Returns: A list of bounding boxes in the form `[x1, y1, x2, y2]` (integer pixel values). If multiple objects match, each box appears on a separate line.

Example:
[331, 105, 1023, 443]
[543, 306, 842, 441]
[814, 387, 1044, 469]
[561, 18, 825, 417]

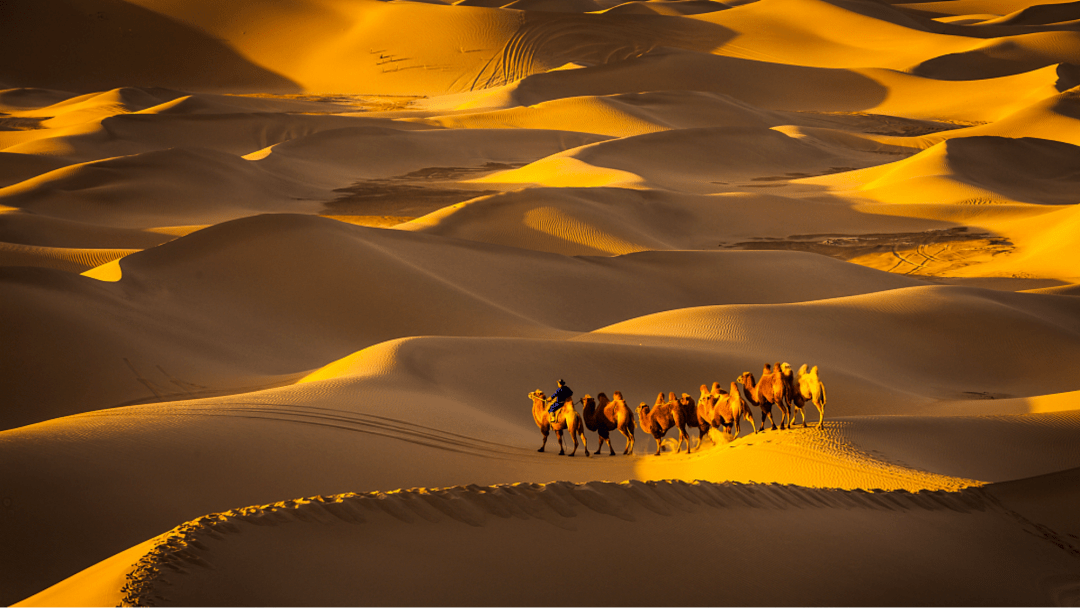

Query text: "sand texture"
[3, 0, 1080, 604]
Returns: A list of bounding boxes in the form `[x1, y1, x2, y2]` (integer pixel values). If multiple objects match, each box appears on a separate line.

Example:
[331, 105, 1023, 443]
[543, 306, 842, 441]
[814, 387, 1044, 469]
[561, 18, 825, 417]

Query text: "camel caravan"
[528, 363, 827, 457]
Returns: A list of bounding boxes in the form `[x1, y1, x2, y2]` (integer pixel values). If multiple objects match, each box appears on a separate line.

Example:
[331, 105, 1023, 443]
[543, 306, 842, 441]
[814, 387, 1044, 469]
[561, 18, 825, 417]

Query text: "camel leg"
[816, 402, 825, 429]
[654, 435, 662, 456]
[568, 426, 579, 457]
[620, 427, 634, 455]
[580, 425, 590, 457]
[556, 429, 566, 455]
[538, 428, 549, 453]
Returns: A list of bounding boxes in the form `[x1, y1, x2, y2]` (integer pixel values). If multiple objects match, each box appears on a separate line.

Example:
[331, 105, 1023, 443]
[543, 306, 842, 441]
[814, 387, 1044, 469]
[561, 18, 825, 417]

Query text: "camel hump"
[798, 363, 808, 376]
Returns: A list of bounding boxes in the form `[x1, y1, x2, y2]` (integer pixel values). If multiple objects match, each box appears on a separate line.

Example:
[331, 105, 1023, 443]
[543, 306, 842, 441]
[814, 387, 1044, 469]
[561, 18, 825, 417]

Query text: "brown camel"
[676, 392, 706, 452]
[792, 364, 828, 428]
[582, 391, 636, 455]
[737, 366, 788, 431]
[699, 381, 747, 438]
[636, 392, 690, 456]
[529, 389, 589, 457]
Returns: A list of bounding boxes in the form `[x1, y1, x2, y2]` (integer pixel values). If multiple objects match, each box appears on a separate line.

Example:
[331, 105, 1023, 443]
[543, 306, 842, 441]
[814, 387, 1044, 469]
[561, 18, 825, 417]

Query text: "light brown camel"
[736, 366, 788, 431]
[582, 391, 636, 455]
[792, 364, 828, 428]
[711, 381, 754, 437]
[636, 392, 690, 456]
[529, 389, 589, 457]
[769, 362, 793, 428]
[699, 381, 747, 438]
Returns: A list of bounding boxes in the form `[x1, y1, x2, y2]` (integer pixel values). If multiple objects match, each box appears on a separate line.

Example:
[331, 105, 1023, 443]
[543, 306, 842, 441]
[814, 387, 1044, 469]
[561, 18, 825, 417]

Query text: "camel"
[528, 389, 589, 457]
[710, 381, 753, 437]
[636, 392, 690, 456]
[582, 391, 636, 455]
[792, 364, 828, 428]
[737, 365, 789, 432]
[699, 381, 747, 438]
[676, 392, 707, 451]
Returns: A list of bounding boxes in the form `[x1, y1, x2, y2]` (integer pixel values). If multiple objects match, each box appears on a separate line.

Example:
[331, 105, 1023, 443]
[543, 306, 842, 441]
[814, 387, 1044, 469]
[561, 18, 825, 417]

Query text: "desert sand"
[3, 0, 1080, 605]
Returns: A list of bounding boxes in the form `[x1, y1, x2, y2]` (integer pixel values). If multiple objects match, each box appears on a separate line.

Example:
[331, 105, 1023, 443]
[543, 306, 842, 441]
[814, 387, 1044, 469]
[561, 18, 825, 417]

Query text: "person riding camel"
[548, 379, 573, 424]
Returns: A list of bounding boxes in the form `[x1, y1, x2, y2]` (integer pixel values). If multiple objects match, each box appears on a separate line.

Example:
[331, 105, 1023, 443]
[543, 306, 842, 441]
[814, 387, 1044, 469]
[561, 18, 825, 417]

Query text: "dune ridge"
[18, 478, 1080, 606]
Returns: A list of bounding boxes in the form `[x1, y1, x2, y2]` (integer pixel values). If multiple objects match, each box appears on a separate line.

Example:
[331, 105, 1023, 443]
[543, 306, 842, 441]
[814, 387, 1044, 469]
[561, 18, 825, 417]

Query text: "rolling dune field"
[2, 0, 1080, 604]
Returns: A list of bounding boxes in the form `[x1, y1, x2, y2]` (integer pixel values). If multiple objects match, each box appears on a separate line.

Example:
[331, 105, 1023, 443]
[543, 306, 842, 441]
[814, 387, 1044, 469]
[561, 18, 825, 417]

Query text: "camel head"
[737, 371, 754, 387]
[680, 393, 694, 406]
[529, 389, 547, 402]
[582, 395, 595, 408]
[637, 402, 651, 421]
[780, 362, 793, 376]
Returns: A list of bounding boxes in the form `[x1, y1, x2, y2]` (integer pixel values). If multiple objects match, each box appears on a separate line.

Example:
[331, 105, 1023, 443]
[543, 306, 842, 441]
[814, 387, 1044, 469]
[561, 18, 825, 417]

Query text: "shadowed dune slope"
[399, 187, 956, 255]
[421, 90, 786, 137]
[471, 125, 885, 191]
[0, 148, 322, 228]
[457, 48, 890, 111]
[582, 285, 1080, 400]
[0, 127, 604, 235]
[808, 136, 1080, 205]
[0, 2, 300, 93]
[13, 474, 1080, 606]
[246, 126, 606, 186]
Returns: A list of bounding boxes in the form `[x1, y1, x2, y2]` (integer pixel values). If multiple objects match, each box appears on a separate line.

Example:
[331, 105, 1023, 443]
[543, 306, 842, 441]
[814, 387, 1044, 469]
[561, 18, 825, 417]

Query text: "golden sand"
[3, 0, 1080, 604]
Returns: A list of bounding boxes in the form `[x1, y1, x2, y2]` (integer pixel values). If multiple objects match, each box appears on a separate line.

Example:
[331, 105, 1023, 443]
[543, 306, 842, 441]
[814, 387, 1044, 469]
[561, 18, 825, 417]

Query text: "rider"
[548, 379, 573, 424]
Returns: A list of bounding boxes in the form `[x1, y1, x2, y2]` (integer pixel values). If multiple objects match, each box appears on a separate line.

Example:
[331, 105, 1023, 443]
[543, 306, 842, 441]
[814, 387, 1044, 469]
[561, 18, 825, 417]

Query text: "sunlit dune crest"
[3, 0, 1080, 604]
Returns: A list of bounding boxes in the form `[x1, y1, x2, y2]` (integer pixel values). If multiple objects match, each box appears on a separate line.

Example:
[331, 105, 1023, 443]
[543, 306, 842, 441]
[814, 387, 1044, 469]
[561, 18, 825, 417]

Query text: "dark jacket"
[549, 385, 573, 413]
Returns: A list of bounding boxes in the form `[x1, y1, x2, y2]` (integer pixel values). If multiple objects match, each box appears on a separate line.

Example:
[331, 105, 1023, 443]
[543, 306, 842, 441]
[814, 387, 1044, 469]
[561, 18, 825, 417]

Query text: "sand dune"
[400, 187, 955, 254]
[421, 90, 784, 137]
[4, 0, 1080, 604]
[471, 125, 889, 192]
[2, 213, 934, 430]
[19, 477, 1080, 606]
[584, 285, 1080, 401]
[809, 135, 1080, 205]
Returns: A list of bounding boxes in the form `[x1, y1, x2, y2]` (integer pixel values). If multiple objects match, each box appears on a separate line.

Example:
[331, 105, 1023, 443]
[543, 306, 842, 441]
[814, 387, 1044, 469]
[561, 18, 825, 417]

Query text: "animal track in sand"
[322, 163, 524, 220]
[721, 227, 1013, 276]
